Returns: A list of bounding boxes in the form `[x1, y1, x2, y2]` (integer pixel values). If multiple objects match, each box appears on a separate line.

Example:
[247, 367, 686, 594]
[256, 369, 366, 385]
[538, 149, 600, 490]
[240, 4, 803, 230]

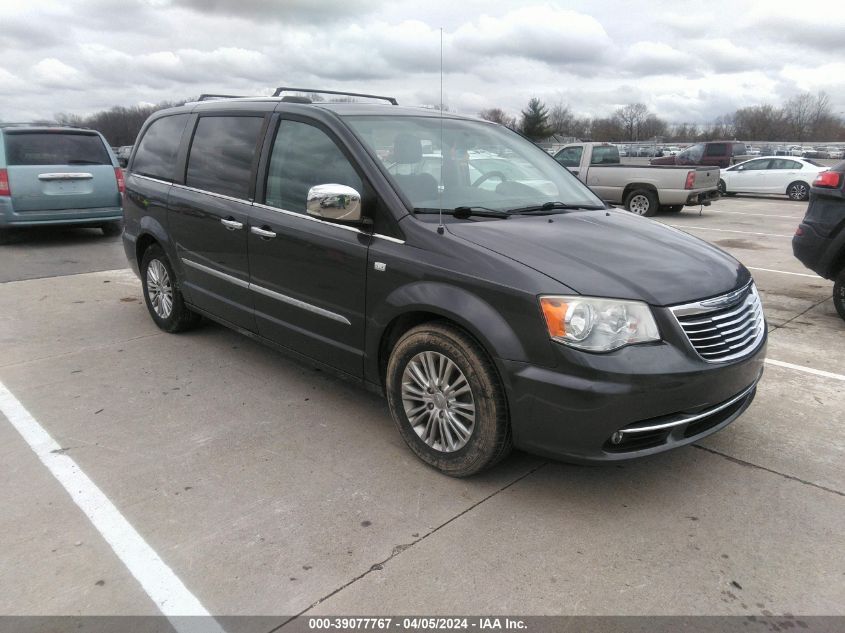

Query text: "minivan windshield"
[344, 115, 604, 214]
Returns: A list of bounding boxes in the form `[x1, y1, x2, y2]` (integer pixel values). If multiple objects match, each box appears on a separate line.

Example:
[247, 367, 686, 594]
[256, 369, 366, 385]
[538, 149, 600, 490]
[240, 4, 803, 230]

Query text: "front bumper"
[497, 327, 766, 463]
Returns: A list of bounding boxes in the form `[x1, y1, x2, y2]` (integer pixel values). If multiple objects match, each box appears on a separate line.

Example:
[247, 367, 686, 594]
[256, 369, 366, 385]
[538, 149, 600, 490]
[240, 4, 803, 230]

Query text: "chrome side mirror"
[306, 184, 362, 223]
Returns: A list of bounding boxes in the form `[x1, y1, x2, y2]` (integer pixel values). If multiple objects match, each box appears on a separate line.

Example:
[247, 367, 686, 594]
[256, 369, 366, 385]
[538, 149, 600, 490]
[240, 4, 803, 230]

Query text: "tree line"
[3, 91, 842, 147]
[51, 100, 191, 146]
[482, 91, 845, 143]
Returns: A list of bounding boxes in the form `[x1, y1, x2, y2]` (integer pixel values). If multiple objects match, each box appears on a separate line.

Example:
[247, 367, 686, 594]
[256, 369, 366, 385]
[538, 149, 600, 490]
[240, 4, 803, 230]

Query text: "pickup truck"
[554, 142, 720, 216]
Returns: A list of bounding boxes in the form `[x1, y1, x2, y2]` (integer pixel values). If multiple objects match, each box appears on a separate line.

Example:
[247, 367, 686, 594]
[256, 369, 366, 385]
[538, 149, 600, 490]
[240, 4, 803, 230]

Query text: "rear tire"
[787, 181, 810, 201]
[140, 244, 202, 333]
[718, 179, 736, 196]
[101, 221, 123, 237]
[625, 189, 658, 217]
[385, 321, 511, 477]
[834, 270, 845, 322]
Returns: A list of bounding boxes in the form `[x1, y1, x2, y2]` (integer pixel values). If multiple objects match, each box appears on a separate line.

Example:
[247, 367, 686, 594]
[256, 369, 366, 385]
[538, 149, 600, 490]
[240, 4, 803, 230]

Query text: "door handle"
[250, 226, 277, 239]
[220, 218, 243, 230]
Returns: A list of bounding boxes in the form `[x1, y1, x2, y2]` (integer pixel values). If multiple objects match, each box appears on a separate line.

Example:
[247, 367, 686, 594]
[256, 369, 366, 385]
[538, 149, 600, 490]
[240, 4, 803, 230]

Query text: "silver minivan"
[0, 124, 124, 242]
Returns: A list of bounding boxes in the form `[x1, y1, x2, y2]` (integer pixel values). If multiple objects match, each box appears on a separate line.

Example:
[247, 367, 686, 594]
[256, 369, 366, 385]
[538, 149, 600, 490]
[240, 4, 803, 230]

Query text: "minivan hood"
[446, 210, 750, 306]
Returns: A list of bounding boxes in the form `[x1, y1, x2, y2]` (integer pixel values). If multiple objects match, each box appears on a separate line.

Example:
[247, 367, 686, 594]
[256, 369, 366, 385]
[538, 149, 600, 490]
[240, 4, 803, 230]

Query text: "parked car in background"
[554, 142, 720, 216]
[650, 141, 748, 168]
[802, 148, 830, 159]
[0, 123, 124, 242]
[793, 160, 845, 321]
[718, 157, 828, 201]
[116, 145, 133, 167]
[122, 91, 765, 475]
[828, 147, 844, 159]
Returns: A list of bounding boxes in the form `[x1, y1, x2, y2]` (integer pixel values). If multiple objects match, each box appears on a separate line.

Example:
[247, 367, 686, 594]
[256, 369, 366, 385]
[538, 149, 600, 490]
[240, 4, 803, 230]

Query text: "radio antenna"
[437, 27, 445, 235]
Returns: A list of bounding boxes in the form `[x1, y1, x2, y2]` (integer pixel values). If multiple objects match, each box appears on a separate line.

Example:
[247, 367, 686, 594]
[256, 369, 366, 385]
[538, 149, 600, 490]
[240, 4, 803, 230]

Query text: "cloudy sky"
[2, 0, 844, 123]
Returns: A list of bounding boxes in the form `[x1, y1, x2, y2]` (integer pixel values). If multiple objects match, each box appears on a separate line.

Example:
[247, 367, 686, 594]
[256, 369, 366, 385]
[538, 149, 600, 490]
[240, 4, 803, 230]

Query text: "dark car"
[122, 89, 766, 476]
[650, 141, 748, 168]
[793, 160, 845, 321]
[116, 145, 133, 168]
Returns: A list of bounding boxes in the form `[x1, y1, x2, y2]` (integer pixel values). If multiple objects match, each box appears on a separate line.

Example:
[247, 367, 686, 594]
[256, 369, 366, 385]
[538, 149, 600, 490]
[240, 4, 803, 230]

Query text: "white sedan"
[718, 156, 828, 201]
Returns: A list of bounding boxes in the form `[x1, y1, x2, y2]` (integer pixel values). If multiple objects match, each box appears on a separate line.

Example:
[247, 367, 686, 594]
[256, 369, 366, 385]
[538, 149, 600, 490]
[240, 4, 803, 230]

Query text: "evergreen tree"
[520, 98, 553, 140]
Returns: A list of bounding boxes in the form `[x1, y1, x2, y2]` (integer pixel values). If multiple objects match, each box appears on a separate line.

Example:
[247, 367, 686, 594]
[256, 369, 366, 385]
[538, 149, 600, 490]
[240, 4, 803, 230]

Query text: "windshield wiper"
[413, 206, 510, 219]
[452, 206, 510, 219]
[509, 201, 605, 214]
[67, 159, 105, 165]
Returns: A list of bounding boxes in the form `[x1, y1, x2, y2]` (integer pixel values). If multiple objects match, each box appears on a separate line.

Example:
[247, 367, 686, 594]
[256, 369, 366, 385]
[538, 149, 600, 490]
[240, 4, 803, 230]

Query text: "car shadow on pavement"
[1, 226, 115, 247]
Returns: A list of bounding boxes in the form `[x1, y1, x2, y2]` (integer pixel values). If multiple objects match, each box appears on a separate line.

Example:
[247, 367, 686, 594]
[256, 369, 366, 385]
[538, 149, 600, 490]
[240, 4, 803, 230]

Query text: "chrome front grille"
[670, 283, 765, 362]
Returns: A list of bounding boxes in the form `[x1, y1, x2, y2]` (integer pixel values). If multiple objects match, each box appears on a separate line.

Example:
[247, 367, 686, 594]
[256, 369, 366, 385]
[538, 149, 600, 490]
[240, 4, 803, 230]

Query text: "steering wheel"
[472, 170, 508, 188]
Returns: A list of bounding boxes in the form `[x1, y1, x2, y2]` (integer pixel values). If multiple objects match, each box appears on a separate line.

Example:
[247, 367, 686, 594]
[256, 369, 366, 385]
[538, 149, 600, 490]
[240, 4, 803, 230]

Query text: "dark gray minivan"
[122, 90, 766, 476]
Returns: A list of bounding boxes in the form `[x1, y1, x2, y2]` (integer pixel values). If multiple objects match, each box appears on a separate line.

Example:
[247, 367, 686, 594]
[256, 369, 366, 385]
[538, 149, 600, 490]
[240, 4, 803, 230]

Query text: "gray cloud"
[1, 0, 843, 125]
[167, 0, 381, 23]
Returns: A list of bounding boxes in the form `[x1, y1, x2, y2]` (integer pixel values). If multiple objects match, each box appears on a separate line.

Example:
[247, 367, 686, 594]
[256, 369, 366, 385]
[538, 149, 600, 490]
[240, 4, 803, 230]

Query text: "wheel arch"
[135, 216, 179, 273]
[367, 282, 532, 389]
[622, 182, 659, 202]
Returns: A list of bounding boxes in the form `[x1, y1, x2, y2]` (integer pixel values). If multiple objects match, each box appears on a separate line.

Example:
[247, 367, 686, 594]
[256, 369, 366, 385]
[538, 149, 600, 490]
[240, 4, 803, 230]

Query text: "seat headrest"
[394, 134, 423, 164]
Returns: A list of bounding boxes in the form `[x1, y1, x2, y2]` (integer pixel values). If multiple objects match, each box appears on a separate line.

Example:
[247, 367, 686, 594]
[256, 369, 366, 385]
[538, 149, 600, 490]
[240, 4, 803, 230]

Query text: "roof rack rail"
[272, 87, 398, 105]
[197, 94, 248, 101]
[0, 121, 58, 128]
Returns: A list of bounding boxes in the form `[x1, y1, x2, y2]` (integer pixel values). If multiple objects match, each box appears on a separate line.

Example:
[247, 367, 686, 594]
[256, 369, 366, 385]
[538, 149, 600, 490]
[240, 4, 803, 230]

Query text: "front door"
[248, 118, 370, 377]
[730, 158, 771, 192]
[168, 114, 266, 330]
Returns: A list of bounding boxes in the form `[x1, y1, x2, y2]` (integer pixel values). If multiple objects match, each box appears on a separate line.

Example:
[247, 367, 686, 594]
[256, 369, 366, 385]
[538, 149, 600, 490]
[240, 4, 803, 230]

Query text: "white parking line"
[765, 359, 845, 382]
[0, 380, 224, 633]
[711, 210, 804, 220]
[748, 267, 821, 278]
[664, 225, 793, 238]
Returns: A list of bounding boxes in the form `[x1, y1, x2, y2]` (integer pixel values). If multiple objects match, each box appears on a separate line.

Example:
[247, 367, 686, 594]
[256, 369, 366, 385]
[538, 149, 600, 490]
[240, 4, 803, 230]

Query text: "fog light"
[611, 431, 624, 445]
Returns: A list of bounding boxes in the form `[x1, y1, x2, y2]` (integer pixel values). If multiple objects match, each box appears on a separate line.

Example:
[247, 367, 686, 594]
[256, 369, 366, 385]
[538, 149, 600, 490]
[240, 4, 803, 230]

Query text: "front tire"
[625, 189, 658, 217]
[385, 321, 511, 477]
[834, 270, 845, 322]
[140, 244, 202, 333]
[787, 181, 810, 201]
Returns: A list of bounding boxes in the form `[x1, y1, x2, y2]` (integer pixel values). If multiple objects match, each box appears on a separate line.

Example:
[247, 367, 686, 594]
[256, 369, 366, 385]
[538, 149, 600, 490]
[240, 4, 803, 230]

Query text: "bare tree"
[590, 117, 624, 142]
[479, 108, 517, 129]
[732, 105, 786, 141]
[784, 93, 815, 143]
[548, 102, 573, 136]
[614, 103, 649, 141]
[639, 114, 668, 140]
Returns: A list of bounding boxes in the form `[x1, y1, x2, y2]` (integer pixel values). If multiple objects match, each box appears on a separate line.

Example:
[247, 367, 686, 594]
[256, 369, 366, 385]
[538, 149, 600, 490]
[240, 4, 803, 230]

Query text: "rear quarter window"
[132, 114, 190, 181]
[4, 132, 110, 166]
[705, 143, 727, 157]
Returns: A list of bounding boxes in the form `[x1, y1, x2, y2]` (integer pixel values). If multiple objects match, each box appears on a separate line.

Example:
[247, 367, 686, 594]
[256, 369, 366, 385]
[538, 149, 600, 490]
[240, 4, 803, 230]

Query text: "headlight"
[539, 295, 660, 352]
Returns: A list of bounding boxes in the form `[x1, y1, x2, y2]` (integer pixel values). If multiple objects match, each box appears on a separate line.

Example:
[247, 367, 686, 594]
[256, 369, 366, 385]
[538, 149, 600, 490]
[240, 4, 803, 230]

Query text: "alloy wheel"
[401, 351, 476, 452]
[788, 183, 808, 200]
[146, 259, 174, 319]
